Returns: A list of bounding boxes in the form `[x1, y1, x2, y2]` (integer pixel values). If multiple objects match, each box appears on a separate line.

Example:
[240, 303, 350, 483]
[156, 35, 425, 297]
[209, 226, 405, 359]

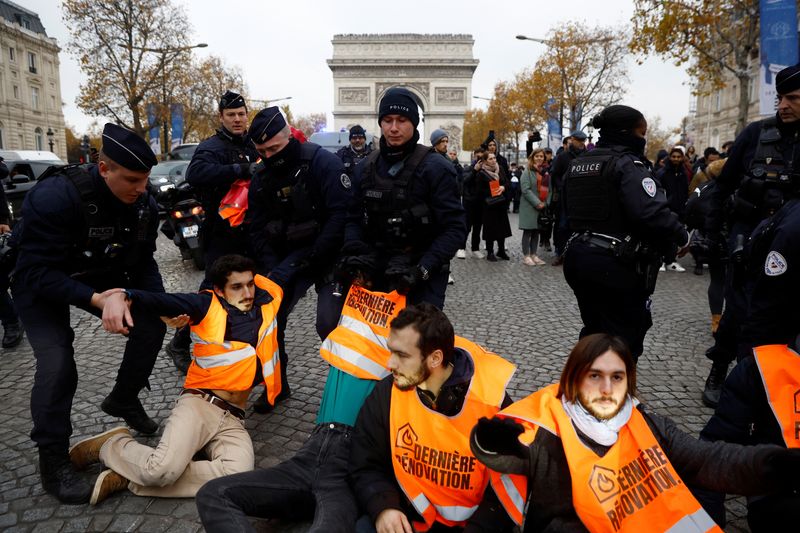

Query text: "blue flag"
[759, 0, 799, 115]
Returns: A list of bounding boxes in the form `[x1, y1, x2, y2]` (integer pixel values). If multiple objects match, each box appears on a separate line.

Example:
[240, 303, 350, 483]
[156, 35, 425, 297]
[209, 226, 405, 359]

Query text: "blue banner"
[170, 103, 184, 151]
[146, 103, 160, 155]
[545, 97, 562, 149]
[759, 0, 799, 115]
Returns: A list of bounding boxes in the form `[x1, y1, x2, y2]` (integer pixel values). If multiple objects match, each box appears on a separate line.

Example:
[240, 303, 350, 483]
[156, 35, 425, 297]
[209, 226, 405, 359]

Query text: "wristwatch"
[418, 265, 430, 281]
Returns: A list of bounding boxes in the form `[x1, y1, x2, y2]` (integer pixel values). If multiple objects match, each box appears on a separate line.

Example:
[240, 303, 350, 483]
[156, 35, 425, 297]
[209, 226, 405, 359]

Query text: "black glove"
[385, 256, 420, 295]
[766, 448, 800, 491]
[239, 161, 262, 180]
[473, 416, 528, 458]
[340, 240, 373, 257]
[289, 252, 315, 273]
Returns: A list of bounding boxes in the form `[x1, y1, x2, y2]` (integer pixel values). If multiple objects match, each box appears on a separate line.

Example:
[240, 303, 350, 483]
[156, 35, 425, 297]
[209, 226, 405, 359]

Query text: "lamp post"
[46, 127, 54, 152]
[134, 43, 208, 156]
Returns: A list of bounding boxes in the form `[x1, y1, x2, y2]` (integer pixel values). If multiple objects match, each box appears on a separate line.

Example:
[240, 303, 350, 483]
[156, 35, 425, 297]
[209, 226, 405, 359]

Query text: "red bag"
[219, 179, 250, 227]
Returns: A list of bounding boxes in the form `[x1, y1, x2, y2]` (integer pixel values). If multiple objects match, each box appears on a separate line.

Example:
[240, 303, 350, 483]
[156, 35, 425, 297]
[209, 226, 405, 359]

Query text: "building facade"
[0, 1, 66, 159]
[327, 34, 479, 156]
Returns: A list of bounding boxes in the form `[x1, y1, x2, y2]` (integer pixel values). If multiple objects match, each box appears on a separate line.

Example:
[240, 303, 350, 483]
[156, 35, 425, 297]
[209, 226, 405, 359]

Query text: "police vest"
[753, 344, 800, 448]
[733, 118, 800, 222]
[564, 148, 626, 234]
[186, 275, 284, 403]
[319, 285, 406, 380]
[339, 145, 372, 176]
[257, 143, 321, 247]
[39, 164, 150, 280]
[390, 340, 515, 531]
[360, 145, 434, 251]
[490, 384, 721, 532]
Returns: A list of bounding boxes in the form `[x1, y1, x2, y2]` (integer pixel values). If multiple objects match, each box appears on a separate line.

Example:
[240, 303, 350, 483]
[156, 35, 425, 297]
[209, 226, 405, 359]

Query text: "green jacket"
[519, 168, 548, 230]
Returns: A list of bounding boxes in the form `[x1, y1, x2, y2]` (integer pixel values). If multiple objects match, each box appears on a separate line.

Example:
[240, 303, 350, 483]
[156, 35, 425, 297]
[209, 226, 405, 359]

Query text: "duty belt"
[181, 388, 246, 420]
[573, 231, 627, 252]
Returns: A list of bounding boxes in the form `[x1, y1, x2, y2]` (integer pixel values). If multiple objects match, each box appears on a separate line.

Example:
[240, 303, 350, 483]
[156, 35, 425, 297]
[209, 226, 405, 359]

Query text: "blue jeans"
[195, 423, 357, 533]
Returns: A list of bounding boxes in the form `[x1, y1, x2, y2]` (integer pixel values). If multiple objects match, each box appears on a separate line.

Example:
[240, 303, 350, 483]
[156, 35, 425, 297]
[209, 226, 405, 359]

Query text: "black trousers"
[12, 282, 166, 449]
[563, 242, 652, 360]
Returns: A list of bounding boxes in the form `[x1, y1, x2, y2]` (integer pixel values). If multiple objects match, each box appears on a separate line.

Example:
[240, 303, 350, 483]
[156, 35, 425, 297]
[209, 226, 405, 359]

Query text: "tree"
[631, 0, 760, 134]
[536, 22, 629, 133]
[643, 116, 681, 162]
[292, 113, 327, 138]
[62, 0, 192, 137]
[463, 108, 491, 151]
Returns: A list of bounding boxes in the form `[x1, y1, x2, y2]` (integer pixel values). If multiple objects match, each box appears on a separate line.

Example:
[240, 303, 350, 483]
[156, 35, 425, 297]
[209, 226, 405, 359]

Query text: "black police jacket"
[336, 144, 372, 177]
[186, 128, 258, 234]
[13, 165, 163, 307]
[247, 142, 350, 286]
[706, 116, 800, 233]
[346, 147, 466, 273]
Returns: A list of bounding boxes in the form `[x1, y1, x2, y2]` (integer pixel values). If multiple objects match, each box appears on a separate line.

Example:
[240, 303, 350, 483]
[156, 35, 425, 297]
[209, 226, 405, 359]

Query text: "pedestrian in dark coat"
[477, 152, 512, 261]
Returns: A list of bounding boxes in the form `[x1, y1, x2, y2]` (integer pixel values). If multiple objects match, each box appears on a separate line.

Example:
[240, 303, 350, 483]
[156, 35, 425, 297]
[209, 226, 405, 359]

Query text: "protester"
[476, 151, 512, 262]
[519, 149, 549, 266]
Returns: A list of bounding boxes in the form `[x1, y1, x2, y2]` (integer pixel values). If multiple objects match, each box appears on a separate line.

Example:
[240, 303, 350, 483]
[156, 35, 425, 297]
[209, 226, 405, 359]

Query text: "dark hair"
[544, 148, 553, 154]
[557, 334, 637, 402]
[208, 254, 257, 290]
[704, 147, 720, 158]
[390, 303, 455, 365]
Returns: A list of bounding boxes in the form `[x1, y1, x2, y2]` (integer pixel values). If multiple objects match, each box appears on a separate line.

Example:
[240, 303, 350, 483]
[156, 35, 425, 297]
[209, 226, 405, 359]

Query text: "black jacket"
[549, 146, 585, 203]
[655, 162, 690, 219]
[349, 348, 514, 532]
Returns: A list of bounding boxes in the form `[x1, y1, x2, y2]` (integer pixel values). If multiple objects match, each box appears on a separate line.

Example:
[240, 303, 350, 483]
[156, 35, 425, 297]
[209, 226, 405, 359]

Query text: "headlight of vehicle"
[159, 183, 175, 192]
[154, 177, 169, 184]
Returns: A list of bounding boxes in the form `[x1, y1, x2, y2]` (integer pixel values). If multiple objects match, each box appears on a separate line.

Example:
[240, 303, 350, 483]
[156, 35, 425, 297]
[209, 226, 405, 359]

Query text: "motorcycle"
[159, 181, 206, 270]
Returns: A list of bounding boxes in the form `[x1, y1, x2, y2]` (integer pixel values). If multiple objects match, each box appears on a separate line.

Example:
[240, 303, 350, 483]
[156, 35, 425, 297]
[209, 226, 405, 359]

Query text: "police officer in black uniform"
[701, 64, 800, 407]
[336, 124, 372, 177]
[0, 156, 23, 348]
[165, 91, 259, 371]
[562, 105, 688, 361]
[11, 124, 165, 503]
[247, 107, 351, 411]
[339, 87, 466, 310]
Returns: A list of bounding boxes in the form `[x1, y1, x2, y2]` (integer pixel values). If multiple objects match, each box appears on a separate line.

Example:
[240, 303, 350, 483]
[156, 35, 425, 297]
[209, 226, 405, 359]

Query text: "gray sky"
[25, 0, 692, 134]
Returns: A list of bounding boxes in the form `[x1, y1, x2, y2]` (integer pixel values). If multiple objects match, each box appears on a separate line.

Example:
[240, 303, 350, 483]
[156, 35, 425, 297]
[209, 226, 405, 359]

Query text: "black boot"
[702, 362, 729, 408]
[252, 383, 292, 414]
[39, 445, 91, 504]
[2, 321, 23, 348]
[101, 385, 158, 434]
[165, 327, 192, 374]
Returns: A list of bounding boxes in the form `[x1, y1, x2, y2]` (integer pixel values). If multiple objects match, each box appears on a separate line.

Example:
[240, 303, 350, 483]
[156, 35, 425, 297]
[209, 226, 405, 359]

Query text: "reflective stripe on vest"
[390, 339, 516, 531]
[491, 385, 721, 533]
[184, 275, 283, 402]
[320, 285, 406, 380]
[753, 344, 800, 448]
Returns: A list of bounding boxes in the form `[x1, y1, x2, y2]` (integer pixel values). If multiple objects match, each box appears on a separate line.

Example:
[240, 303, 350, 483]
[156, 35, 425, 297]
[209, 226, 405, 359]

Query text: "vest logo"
[765, 251, 787, 276]
[88, 227, 114, 239]
[365, 190, 383, 199]
[589, 465, 620, 503]
[396, 422, 418, 452]
[569, 161, 603, 178]
[641, 177, 657, 198]
[347, 287, 399, 328]
[340, 173, 352, 190]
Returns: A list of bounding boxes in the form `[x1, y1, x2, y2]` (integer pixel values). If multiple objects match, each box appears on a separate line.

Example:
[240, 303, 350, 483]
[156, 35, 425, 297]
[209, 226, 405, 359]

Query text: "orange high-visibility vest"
[389, 339, 516, 531]
[185, 275, 283, 403]
[753, 344, 800, 448]
[319, 285, 406, 380]
[489, 384, 721, 533]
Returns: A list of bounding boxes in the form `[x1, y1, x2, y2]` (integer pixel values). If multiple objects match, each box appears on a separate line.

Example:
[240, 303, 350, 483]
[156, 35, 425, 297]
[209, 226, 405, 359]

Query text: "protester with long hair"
[477, 152, 512, 261]
[519, 149, 549, 266]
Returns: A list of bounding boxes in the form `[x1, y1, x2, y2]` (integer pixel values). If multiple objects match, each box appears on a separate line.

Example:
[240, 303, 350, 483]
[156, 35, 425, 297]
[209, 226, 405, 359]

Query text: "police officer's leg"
[316, 280, 345, 341]
[100, 304, 166, 434]
[13, 286, 91, 503]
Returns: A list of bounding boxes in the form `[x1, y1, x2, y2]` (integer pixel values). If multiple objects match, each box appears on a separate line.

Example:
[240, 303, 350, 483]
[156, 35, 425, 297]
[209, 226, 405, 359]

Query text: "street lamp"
[46, 127, 54, 152]
[134, 42, 208, 156]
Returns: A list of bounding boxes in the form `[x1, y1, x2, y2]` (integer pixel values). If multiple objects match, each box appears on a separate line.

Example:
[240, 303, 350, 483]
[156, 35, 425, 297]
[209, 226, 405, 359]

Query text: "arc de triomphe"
[327, 34, 479, 155]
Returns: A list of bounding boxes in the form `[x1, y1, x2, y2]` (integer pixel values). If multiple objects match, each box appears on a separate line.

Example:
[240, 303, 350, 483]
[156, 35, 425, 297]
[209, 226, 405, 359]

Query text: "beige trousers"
[99, 394, 254, 498]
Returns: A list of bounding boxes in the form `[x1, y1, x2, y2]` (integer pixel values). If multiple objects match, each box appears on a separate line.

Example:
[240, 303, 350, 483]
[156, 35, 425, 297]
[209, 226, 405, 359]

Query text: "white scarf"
[561, 395, 639, 446]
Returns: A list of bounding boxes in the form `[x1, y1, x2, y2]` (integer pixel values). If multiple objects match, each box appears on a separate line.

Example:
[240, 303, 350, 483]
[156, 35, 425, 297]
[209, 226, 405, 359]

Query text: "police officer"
[247, 107, 351, 411]
[339, 86, 466, 309]
[336, 124, 372, 177]
[11, 123, 165, 503]
[0, 156, 23, 348]
[701, 64, 800, 407]
[166, 91, 259, 371]
[562, 105, 688, 361]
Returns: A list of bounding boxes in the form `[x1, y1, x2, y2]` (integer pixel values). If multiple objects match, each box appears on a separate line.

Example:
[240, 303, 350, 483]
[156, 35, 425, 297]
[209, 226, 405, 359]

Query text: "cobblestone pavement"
[1, 215, 750, 532]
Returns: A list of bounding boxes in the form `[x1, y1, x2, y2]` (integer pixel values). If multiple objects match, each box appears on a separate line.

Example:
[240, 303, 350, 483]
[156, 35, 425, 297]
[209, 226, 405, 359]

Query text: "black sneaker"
[497, 252, 510, 260]
[39, 448, 91, 504]
[694, 264, 703, 276]
[486, 253, 498, 262]
[701, 362, 729, 408]
[2, 321, 23, 348]
[101, 394, 159, 434]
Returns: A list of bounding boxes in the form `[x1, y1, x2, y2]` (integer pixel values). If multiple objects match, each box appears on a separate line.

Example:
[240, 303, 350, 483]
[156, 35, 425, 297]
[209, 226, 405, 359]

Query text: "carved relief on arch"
[375, 82, 430, 110]
[442, 123, 462, 154]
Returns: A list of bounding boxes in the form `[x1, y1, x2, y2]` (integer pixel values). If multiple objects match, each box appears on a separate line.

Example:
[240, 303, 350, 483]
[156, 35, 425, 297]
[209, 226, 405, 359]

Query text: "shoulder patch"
[765, 251, 788, 276]
[642, 177, 657, 197]
[340, 173, 352, 189]
[633, 160, 645, 167]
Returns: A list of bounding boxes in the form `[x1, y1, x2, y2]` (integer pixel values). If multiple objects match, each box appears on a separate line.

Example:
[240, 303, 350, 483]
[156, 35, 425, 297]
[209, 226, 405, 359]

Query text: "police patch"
[642, 177, 657, 197]
[340, 173, 352, 189]
[765, 251, 788, 276]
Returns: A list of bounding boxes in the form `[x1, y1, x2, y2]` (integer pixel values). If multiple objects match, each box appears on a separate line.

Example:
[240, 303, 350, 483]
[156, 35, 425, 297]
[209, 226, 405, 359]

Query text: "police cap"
[248, 107, 287, 145]
[591, 105, 645, 133]
[219, 91, 246, 111]
[101, 123, 157, 171]
[776, 64, 800, 95]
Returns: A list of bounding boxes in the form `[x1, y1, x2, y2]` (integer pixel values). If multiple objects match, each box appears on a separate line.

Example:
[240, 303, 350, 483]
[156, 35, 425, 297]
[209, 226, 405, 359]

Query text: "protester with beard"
[476, 151, 512, 261]
[656, 146, 691, 272]
[246, 107, 351, 412]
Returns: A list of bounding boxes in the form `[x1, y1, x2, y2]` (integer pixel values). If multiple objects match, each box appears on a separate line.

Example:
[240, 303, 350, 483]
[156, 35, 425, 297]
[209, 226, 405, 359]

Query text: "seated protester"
[471, 334, 800, 532]
[196, 284, 407, 533]
[67, 255, 283, 504]
[349, 303, 517, 533]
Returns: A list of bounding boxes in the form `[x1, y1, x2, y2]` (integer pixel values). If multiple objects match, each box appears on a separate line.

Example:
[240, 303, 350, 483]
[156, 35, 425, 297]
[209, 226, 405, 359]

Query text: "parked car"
[168, 143, 198, 161]
[0, 150, 66, 222]
[148, 160, 190, 211]
[308, 131, 376, 153]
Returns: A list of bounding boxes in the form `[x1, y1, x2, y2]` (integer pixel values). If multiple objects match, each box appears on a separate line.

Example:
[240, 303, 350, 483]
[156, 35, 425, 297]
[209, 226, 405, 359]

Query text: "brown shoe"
[90, 469, 129, 505]
[69, 427, 131, 470]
